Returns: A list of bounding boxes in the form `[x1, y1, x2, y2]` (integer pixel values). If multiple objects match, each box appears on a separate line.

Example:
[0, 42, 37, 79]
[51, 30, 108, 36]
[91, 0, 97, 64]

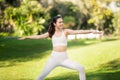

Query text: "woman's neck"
[55, 28, 62, 32]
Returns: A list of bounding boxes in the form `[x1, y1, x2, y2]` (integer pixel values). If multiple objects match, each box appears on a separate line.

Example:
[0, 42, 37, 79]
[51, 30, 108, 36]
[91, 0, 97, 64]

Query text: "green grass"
[0, 37, 120, 80]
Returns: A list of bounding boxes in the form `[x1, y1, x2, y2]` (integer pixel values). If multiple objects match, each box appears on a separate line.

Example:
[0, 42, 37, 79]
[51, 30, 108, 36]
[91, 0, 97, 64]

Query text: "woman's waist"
[53, 46, 67, 52]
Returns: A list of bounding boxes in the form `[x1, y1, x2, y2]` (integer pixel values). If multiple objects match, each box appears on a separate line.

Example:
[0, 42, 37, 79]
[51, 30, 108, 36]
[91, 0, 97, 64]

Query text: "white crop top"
[52, 30, 67, 47]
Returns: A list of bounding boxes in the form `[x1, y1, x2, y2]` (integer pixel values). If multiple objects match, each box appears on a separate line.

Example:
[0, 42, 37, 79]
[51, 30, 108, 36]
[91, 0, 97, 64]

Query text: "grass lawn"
[0, 37, 120, 80]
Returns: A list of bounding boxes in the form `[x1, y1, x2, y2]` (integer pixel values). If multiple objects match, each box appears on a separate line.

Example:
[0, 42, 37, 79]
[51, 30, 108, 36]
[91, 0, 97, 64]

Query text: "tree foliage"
[1, 0, 50, 36]
[87, 0, 114, 35]
[48, 1, 79, 29]
[0, 0, 120, 37]
[113, 11, 120, 36]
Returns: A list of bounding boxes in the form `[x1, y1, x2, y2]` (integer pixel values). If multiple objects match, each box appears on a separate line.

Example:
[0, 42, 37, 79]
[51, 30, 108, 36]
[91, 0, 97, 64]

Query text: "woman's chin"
[59, 27, 63, 29]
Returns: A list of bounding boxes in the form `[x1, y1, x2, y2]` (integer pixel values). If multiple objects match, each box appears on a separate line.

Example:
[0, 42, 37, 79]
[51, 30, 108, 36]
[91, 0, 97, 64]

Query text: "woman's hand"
[91, 30, 103, 34]
[18, 37, 26, 40]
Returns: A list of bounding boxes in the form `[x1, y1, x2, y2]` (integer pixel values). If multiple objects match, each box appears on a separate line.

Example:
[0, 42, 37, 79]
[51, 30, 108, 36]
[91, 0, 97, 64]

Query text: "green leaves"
[63, 16, 75, 28]
[4, 0, 49, 37]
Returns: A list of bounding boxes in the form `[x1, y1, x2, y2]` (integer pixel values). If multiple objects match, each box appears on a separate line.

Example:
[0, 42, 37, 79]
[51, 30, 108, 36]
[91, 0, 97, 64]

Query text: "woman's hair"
[48, 15, 62, 38]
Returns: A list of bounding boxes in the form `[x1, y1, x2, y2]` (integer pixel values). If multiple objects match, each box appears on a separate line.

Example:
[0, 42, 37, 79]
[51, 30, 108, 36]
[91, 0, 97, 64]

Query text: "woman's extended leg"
[60, 59, 86, 80]
[36, 58, 57, 80]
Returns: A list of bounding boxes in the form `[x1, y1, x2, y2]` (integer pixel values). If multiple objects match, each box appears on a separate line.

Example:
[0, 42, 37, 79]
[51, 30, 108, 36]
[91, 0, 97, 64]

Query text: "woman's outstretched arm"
[18, 32, 49, 40]
[65, 29, 103, 35]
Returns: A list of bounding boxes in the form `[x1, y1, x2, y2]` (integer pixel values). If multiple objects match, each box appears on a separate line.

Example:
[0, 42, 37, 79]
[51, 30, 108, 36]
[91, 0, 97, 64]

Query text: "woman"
[19, 15, 102, 80]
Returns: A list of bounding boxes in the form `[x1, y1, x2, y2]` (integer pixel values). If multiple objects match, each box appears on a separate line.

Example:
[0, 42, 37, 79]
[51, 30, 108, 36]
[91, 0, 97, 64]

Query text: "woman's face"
[54, 18, 64, 29]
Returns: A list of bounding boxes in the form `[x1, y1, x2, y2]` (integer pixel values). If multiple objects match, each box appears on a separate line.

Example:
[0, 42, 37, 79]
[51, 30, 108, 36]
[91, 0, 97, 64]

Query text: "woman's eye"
[60, 21, 63, 23]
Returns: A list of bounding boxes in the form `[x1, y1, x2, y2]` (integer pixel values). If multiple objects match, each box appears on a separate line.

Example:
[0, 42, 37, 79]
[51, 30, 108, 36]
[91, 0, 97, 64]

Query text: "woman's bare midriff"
[53, 46, 67, 52]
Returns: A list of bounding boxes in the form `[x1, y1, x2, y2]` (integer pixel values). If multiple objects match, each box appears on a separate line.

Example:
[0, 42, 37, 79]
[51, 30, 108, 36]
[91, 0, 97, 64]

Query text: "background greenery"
[0, 0, 120, 37]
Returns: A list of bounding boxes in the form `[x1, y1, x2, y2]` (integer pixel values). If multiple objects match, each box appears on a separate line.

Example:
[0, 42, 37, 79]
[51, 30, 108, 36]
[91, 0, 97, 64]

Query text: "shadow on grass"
[102, 38, 119, 42]
[87, 58, 120, 80]
[98, 58, 120, 71]
[68, 38, 120, 49]
[0, 38, 52, 65]
[46, 58, 120, 80]
[87, 71, 120, 80]
[44, 70, 120, 80]
[68, 39, 100, 48]
[0, 38, 99, 62]
[46, 72, 79, 80]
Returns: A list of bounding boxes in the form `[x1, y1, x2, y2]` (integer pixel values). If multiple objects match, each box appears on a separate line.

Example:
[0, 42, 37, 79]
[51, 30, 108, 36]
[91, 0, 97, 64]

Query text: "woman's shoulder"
[63, 29, 72, 36]
[63, 29, 73, 33]
[63, 29, 71, 32]
[63, 29, 67, 34]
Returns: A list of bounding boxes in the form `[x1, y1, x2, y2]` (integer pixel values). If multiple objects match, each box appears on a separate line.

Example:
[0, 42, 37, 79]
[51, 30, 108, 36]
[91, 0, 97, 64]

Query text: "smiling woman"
[19, 14, 102, 80]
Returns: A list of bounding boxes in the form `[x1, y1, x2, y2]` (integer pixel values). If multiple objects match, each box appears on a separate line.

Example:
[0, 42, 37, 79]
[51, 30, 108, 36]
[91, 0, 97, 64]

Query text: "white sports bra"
[52, 30, 67, 47]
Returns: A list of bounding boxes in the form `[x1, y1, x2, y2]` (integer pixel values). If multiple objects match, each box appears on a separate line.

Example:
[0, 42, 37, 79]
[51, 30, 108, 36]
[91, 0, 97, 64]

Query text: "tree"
[2, 0, 50, 36]
[87, 0, 114, 35]
[48, 1, 80, 29]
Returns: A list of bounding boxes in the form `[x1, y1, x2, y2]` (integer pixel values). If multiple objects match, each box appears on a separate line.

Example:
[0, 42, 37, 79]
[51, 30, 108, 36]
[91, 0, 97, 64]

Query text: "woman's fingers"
[18, 37, 25, 40]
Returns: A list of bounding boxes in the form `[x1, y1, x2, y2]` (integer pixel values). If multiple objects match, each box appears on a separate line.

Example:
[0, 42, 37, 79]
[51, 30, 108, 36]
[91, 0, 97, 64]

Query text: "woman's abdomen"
[53, 46, 67, 52]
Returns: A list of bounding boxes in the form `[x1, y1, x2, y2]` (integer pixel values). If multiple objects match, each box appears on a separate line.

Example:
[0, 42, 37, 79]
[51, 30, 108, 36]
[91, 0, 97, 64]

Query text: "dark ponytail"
[48, 15, 62, 38]
[48, 22, 55, 38]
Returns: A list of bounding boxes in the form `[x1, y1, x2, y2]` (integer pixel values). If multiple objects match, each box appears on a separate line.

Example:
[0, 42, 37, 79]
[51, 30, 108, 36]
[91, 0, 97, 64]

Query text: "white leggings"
[36, 51, 86, 80]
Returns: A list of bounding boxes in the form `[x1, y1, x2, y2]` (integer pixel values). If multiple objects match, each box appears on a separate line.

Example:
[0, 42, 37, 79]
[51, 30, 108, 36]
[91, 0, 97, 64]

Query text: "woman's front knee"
[77, 65, 85, 72]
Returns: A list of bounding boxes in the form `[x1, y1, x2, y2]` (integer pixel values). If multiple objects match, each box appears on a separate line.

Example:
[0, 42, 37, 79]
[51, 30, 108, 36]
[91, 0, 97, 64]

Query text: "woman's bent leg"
[36, 58, 57, 80]
[61, 59, 86, 80]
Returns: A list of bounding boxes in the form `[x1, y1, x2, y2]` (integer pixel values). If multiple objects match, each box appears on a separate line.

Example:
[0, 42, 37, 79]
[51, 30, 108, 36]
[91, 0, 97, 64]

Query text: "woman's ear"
[53, 23, 56, 26]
